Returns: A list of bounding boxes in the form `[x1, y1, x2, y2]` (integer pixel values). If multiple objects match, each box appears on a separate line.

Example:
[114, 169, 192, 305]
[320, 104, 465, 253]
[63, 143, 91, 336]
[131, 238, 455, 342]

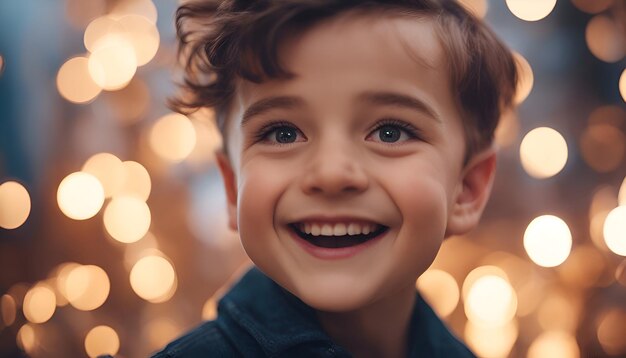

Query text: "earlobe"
[445, 147, 497, 237]
[216, 151, 239, 231]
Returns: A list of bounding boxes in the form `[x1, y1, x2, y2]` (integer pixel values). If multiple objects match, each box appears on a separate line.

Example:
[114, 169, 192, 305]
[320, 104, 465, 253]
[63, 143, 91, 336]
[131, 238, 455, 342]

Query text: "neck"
[315, 284, 416, 358]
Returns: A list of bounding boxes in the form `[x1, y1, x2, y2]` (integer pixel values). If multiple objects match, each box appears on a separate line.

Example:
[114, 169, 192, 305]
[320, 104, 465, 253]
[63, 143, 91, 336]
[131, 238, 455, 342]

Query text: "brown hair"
[172, 0, 518, 163]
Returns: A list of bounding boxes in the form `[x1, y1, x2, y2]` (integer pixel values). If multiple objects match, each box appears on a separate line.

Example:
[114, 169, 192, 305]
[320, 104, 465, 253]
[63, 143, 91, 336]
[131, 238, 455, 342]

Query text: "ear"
[445, 146, 497, 237]
[216, 151, 238, 231]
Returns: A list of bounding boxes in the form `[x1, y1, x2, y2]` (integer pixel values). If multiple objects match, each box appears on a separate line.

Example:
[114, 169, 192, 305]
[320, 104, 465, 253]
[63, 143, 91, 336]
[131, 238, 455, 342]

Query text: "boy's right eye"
[255, 122, 306, 144]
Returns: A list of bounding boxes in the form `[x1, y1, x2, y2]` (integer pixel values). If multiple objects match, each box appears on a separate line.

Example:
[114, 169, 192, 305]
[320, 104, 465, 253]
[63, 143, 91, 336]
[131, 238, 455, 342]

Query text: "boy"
[156, 0, 517, 356]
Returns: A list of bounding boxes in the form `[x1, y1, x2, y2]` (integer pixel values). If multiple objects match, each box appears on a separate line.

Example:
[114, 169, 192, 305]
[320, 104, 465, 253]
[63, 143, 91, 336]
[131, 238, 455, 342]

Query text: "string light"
[524, 215, 572, 267]
[603, 206, 626, 256]
[85, 325, 120, 358]
[57, 172, 105, 220]
[520, 127, 568, 179]
[0, 181, 31, 229]
[57, 56, 102, 103]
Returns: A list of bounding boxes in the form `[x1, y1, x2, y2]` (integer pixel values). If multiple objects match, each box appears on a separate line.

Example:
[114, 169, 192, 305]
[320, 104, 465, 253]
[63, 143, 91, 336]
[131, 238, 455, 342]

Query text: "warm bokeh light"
[465, 275, 517, 327]
[619, 177, 626, 206]
[202, 297, 218, 321]
[146, 317, 182, 352]
[57, 172, 105, 220]
[457, 0, 487, 18]
[527, 331, 580, 358]
[0, 54, 4, 75]
[110, 0, 158, 24]
[618, 69, 626, 102]
[123, 233, 159, 271]
[85, 325, 120, 358]
[588, 105, 626, 127]
[585, 15, 625, 63]
[65, 265, 110, 311]
[187, 119, 224, 166]
[416, 269, 459, 318]
[537, 291, 579, 332]
[579, 124, 625, 172]
[88, 35, 137, 90]
[603, 205, 626, 256]
[524, 215, 572, 267]
[0, 180, 31, 229]
[589, 186, 618, 251]
[17, 324, 36, 354]
[616, 260, 626, 287]
[149, 113, 197, 163]
[84, 16, 122, 53]
[130, 255, 177, 302]
[55, 262, 81, 305]
[23, 283, 56, 324]
[505, 0, 557, 21]
[57, 56, 102, 103]
[116, 15, 160, 66]
[117, 161, 152, 201]
[571, 0, 614, 14]
[1, 294, 17, 326]
[82, 152, 124, 198]
[520, 127, 568, 179]
[597, 308, 626, 356]
[465, 319, 518, 358]
[104, 196, 151, 243]
[462, 265, 508, 301]
[513, 52, 534, 104]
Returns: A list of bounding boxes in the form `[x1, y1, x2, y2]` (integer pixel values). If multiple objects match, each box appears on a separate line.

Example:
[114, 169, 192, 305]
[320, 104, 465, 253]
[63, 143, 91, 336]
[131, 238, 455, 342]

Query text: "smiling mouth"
[289, 222, 389, 248]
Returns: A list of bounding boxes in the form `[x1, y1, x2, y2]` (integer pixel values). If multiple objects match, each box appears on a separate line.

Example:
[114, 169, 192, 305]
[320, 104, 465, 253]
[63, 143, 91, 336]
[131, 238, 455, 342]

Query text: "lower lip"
[289, 229, 387, 260]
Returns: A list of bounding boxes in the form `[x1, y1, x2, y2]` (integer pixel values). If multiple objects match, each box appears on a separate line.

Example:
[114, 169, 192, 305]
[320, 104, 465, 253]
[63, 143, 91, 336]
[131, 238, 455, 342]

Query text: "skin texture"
[216, 12, 497, 358]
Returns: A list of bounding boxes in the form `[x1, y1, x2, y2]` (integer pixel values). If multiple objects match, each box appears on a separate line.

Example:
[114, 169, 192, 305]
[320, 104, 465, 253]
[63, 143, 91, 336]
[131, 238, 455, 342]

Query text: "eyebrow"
[241, 96, 305, 126]
[357, 91, 441, 123]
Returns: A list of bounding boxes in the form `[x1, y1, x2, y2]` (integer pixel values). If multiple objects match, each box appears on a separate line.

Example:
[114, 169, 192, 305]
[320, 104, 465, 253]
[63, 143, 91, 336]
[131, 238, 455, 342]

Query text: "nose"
[300, 140, 369, 196]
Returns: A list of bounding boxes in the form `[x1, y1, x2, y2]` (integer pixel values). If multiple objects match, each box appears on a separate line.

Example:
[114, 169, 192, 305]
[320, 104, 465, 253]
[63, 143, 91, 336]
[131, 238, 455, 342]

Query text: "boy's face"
[218, 13, 494, 311]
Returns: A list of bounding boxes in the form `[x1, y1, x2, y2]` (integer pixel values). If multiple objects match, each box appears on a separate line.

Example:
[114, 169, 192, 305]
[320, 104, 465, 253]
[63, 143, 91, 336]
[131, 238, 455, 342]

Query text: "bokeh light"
[202, 297, 218, 321]
[513, 52, 534, 104]
[1, 294, 16, 326]
[88, 35, 137, 90]
[416, 269, 459, 318]
[619, 176, 626, 206]
[23, 283, 56, 324]
[110, 0, 158, 24]
[149, 113, 197, 163]
[116, 15, 160, 66]
[55, 262, 81, 305]
[65, 265, 110, 311]
[465, 275, 517, 327]
[85, 325, 120, 358]
[145, 317, 182, 352]
[130, 255, 177, 302]
[520, 127, 568, 179]
[527, 331, 580, 358]
[0, 54, 4, 75]
[603, 205, 626, 256]
[505, 0, 557, 21]
[596, 308, 626, 356]
[57, 172, 105, 220]
[571, 0, 614, 14]
[588, 105, 625, 128]
[82, 153, 125, 198]
[579, 124, 625, 173]
[104, 196, 151, 243]
[57, 56, 103, 103]
[620, 69, 626, 102]
[465, 319, 518, 358]
[524, 215, 572, 267]
[585, 15, 625, 63]
[457, 0, 488, 18]
[17, 324, 36, 354]
[0, 181, 31, 229]
[462, 265, 508, 301]
[117, 161, 152, 201]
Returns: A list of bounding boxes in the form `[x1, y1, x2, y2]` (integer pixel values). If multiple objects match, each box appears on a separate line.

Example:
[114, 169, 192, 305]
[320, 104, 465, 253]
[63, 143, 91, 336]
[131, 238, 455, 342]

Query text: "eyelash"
[253, 120, 302, 143]
[369, 118, 423, 141]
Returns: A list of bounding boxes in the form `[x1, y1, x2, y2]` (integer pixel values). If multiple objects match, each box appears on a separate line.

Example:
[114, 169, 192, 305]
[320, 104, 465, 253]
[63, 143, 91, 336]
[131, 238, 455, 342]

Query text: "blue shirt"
[152, 266, 475, 357]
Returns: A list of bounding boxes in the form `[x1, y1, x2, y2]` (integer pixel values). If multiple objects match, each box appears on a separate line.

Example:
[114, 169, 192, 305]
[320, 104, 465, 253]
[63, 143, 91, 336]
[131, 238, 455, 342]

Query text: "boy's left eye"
[256, 122, 306, 144]
[366, 121, 420, 143]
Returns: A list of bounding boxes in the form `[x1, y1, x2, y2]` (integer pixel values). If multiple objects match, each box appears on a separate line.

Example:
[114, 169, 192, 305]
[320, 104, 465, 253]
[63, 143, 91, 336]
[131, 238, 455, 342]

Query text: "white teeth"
[297, 222, 381, 236]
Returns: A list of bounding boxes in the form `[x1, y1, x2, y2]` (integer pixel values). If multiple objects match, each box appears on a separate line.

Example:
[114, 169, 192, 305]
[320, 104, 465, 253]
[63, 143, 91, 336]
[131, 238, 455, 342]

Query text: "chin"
[288, 276, 380, 313]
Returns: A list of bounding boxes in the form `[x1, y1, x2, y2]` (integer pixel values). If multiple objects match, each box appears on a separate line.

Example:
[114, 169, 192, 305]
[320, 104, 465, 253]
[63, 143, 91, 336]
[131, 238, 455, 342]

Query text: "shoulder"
[151, 320, 241, 358]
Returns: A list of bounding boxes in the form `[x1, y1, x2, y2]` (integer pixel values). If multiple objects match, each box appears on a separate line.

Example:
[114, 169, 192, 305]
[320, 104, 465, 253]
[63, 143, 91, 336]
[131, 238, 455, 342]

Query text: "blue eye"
[273, 126, 298, 143]
[255, 122, 306, 145]
[368, 120, 420, 143]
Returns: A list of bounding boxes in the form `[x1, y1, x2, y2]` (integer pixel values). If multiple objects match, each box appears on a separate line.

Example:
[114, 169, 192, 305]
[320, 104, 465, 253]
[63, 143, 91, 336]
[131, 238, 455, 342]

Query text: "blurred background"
[0, 0, 625, 357]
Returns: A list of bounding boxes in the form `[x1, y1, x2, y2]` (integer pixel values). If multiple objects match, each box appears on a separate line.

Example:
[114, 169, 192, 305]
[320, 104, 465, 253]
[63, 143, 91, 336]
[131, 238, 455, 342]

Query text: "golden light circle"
[110, 0, 158, 24]
[465, 320, 518, 358]
[513, 52, 534, 104]
[524, 215, 572, 267]
[416, 269, 459, 317]
[104, 196, 151, 243]
[150, 113, 197, 162]
[527, 331, 580, 358]
[465, 275, 517, 327]
[57, 172, 105, 220]
[462, 265, 508, 301]
[17, 324, 36, 353]
[619, 177, 626, 206]
[116, 15, 160, 66]
[618, 69, 626, 102]
[82, 152, 125, 198]
[603, 205, 626, 256]
[130, 255, 177, 302]
[457, 0, 488, 18]
[23, 283, 56, 324]
[65, 265, 110, 311]
[85, 325, 120, 358]
[117, 161, 151, 201]
[57, 56, 102, 103]
[1, 294, 17, 326]
[0, 181, 31, 229]
[585, 15, 625, 63]
[202, 298, 218, 321]
[505, 0, 557, 21]
[55, 262, 81, 304]
[84, 16, 121, 52]
[571, 0, 614, 14]
[597, 308, 626, 355]
[88, 35, 137, 90]
[579, 124, 625, 173]
[520, 127, 568, 179]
